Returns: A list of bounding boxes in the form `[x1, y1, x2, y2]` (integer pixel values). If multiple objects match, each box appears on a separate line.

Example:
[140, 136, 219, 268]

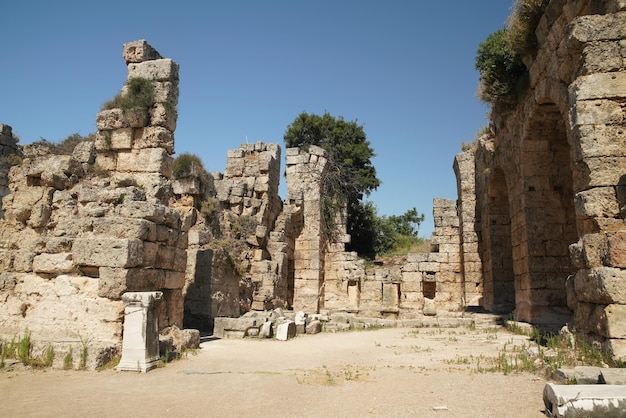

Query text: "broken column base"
[117, 291, 163, 373]
[543, 383, 626, 417]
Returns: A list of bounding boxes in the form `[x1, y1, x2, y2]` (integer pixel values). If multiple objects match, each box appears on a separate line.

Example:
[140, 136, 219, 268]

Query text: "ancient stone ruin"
[0, 0, 625, 368]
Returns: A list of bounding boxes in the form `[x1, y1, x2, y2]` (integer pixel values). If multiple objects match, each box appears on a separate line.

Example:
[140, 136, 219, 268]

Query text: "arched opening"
[483, 167, 515, 313]
[518, 103, 576, 322]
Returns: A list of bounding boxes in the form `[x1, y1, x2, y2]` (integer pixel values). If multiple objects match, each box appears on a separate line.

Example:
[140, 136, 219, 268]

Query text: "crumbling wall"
[457, 0, 626, 356]
[0, 40, 185, 368]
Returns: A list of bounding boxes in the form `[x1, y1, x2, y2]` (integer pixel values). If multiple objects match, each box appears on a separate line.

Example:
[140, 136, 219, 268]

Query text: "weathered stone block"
[150, 103, 177, 132]
[570, 72, 626, 101]
[133, 127, 174, 154]
[98, 267, 165, 299]
[597, 304, 626, 339]
[116, 148, 173, 176]
[73, 238, 143, 268]
[123, 39, 162, 64]
[128, 59, 179, 82]
[575, 267, 626, 304]
[32, 253, 74, 274]
[92, 217, 156, 241]
[607, 232, 626, 268]
[110, 128, 133, 150]
[96, 109, 128, 130]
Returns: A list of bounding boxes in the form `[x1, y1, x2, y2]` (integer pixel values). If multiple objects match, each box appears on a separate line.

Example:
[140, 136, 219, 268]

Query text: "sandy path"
[1, 322, 548, 417]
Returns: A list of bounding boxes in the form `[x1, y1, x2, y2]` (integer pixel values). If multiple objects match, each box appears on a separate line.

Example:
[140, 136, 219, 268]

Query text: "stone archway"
[517, 102, 577, 322]
[483, 167, 515, 313]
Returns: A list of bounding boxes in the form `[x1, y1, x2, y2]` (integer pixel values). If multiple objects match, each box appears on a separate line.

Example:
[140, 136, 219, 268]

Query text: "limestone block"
[93, 217, 156, 241]
[607, 232, 626, 268]
[573, 156, 626, 190]
[96, 109, 128, 130]
[172, 178, 201, 195]
[95, 152, 117, 171]
[109, 128, 133, 150]
[72, 238, 143, 268]
[123, 40, 162, 64]
[133, 127, 174, 154]
[152, 81, 178, 105]
[13, 250, 35, 272]
[306, 320, 322, 335]
[575, 267, 626, 304]
[276, 320, 296, 341]
[597, 304, 626, 339]
[543, 383, 626, 418]
[259, 321, 273, 338]
[164, 271, 185, 289]
[27, 203, 51, 228]
[213, 317, 260, 338]
[127, 59, 179, 82]
[72, 140, 96, 164]
[575, 187, 620, 219]
[32, 253, 74, 274]
[98, 267, 165, 299]
[582, 41, 624, 74]
[568, 12, 626, 43]
[571, 99, 623, 126]
[570, 72, 626, 101]
[149, 103, 177, 132]
[600, 369, 626, 385]
[116, 148, 173, 176]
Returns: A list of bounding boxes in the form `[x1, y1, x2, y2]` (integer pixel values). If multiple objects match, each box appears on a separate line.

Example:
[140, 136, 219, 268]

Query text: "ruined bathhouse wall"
[182, 142, 286, 330]
[456, 1, 626, 355]
[0, 40, 186, 368]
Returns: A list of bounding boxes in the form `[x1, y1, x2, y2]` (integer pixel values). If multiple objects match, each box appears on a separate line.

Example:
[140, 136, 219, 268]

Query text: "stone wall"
[455, 0, 626, 356]
[0, 40, 186, 368]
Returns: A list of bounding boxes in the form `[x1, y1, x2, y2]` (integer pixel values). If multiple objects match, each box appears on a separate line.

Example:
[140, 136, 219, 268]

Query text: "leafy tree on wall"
[284, 111, 380, 254]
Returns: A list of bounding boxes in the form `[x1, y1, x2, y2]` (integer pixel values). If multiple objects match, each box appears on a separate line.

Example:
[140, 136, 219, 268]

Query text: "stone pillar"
[285, 146, 328, 312]
[454, 146, 483, 306]
[117, 291, 163, 373]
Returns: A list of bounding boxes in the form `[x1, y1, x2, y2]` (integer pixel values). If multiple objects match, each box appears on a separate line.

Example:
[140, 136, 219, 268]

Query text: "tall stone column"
[117, 291, 163, 373]
[285, 146, 328, 312]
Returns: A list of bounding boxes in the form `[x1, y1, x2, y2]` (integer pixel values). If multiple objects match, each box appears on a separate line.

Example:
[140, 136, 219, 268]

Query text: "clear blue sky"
[1, 1, 513, 237]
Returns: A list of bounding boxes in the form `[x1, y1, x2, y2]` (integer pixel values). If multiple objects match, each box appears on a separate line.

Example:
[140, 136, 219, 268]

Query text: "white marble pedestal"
[117, 291, 162, 373]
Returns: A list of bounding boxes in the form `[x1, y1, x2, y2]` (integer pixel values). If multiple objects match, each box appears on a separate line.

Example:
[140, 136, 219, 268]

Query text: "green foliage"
[507, 0, 549, 57]
[173, 153, 206, 179]
[284, 112, 380, 242]
[475, 0, 548, 110]
[63, 348, 73, 370]
[30, 132, 94, 156]
[102, 77, 155, 111]
[200, 197, 219, 220]
[43, 343, 55, 368]
[17, 330, 31, 365]
[347, 201, 426, 258]
[475, 29, 527, 109]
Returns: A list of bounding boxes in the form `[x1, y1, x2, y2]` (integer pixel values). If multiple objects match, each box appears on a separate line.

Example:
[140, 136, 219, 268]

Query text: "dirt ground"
[1, 316, 549, 417]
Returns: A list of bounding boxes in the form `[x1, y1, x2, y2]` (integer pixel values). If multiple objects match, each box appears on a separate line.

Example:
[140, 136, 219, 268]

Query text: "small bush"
[507, 0, 549, 57]
[475, 29, 527, 108]
[28, 132, 94, 156]
[0, 153, 22, 168]
[200, 197, 219, 220]
[17, 330, 31, 365]
[102, 77, 155, 111]
[173, 153, 206, 179]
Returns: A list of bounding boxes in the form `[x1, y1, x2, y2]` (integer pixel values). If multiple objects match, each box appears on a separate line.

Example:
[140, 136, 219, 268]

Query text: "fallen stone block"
[276, 321, 296, 341]
[306, 320, 322, 335]
[556, 366, 601, 384]
[213, 317, 261, 339]
[543, 383, 626, 418]
[600, 368, 626, 385]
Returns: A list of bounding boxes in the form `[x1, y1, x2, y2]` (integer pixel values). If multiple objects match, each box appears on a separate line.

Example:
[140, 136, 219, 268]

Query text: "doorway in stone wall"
[519, 102, 576, 321]
[483, 167, 515, 313]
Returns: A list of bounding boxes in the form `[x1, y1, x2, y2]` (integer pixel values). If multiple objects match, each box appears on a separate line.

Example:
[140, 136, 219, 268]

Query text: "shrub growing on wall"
[101, 77, 155, 111]
[172, 153, 206, 179]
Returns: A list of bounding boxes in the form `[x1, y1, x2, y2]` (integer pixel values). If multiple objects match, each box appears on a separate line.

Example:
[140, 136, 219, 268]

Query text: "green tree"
[284, 112, 380, 251]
